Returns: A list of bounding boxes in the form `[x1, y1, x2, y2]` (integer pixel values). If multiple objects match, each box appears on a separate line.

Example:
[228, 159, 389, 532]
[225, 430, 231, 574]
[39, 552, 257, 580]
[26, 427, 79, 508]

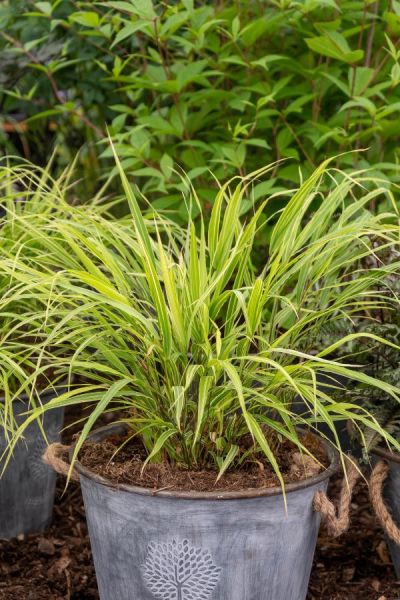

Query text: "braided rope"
[43, 442, 80, 482]
[313, 456, 361, 538]
[369, 459, 400, 545]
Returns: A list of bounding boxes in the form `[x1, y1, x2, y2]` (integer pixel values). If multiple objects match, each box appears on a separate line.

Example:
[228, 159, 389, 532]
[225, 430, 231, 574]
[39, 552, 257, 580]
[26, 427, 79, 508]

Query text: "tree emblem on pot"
[143, 538, 221, 600]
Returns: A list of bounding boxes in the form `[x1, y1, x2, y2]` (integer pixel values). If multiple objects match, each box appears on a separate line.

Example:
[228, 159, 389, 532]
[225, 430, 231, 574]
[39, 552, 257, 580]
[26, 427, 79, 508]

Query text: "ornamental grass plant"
[0, 159, 73, 431]
[2, 153, 400, 487]
[0, 158, 115, 432]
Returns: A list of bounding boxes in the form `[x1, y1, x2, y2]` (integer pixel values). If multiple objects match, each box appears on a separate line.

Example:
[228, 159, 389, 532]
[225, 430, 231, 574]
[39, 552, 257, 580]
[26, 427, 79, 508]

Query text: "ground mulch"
[0, 476, 399, 599]
[0, 480, 95, 600]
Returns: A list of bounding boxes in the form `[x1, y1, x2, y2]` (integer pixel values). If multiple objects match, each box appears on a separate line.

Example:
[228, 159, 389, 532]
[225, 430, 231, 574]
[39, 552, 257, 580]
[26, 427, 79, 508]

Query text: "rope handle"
[43, 442, 80, 482]
[369, 459, 400, 545]
[313, 455, 361, 538]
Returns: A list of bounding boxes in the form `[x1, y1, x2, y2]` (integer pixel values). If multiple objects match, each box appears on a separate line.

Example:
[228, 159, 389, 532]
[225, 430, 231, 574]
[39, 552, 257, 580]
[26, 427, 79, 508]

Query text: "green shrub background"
[1, 0, 400, 215]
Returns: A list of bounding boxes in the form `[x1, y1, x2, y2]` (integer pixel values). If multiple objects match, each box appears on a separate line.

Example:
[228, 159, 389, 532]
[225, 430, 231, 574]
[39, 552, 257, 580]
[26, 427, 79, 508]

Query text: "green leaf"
[241, 14, 286, 47]
[306, 32, 364, 63]
[350, 67, 374, 96]
[35, 2, 52, 15]
[232, 16, 240, 40]
[69, 379, 131, 477]
[109, 137, 172, 354]
[340, 96, 376, 117]
[69, 11, 100, 28]
[182, 0, 193, 10]
[246, 414, 286, 503]
[160, 153, 173, 179]
[176, 60, 207, 91]
[216, 445, 239, 481]
[105, 1, 140, 13]
[111, 21, 149, 47]
[384, 11, 400, 35]
[193, 375, 213, 448]
[391, 63, 400, 87]
[172, 386, 185, 430]
[157, 236, 186, 350]
[125, 0, 156, 20]
[142, 429, 177, 468]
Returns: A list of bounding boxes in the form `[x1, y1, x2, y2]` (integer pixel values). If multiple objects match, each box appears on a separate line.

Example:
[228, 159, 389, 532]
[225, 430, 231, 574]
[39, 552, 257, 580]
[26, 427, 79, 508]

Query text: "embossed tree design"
[143, 538, 221, 600]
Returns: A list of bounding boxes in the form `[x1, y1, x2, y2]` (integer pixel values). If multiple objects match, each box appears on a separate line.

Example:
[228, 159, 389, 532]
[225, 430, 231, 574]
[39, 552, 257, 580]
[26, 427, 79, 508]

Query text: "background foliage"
[2, 0, 400, 213]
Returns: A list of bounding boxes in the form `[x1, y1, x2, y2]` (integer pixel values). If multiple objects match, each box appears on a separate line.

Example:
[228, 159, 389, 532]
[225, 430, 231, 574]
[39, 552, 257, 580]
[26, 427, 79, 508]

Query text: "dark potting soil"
[0, 474, 399, 599]
[78, 430, 329, 492]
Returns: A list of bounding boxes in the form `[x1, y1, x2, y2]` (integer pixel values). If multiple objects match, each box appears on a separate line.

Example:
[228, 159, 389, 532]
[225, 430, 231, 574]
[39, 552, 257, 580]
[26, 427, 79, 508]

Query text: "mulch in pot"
[77, 430, 328, 492]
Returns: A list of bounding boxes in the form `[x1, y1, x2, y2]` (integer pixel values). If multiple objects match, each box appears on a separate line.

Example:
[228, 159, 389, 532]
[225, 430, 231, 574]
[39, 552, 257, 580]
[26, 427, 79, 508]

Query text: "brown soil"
[78, 430, 328, 492]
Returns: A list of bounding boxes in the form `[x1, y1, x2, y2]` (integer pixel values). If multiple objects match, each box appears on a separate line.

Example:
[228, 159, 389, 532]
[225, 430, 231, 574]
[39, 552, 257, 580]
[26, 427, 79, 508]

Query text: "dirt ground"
[0, 475, 399, 600]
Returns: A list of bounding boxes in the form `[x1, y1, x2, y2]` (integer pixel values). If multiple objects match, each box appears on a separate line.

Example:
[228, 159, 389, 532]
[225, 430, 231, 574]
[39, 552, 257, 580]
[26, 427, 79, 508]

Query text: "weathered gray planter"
[0, 389, 64, 539]
[372, 447, 400, 578]
[75, 424, 338, 600]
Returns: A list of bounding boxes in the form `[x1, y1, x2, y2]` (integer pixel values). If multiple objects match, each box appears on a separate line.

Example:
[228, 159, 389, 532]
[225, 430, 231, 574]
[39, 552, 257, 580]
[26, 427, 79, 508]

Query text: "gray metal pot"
[75, 424, 338, 600]
[0, 389, 64, 539]
[372, 447, 400, 578]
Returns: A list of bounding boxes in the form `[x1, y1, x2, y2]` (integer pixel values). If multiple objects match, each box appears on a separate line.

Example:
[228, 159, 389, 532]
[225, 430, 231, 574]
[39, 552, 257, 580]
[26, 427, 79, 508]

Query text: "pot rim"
[73, 423, 339, 500]
[372, 446, 400, 464]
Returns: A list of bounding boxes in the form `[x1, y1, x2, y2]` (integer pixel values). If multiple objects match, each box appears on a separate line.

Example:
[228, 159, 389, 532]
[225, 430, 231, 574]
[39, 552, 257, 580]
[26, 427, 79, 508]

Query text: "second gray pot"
[0, 388, 64, 540]
[75, 424, 338, 600]
[372, 447, 400, 578]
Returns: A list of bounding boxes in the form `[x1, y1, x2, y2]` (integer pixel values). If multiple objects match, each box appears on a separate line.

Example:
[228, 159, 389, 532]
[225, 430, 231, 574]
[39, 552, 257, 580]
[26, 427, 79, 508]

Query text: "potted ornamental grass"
[0, 160, 72, 538]
[4, 154, 400, 599]
[0, 158, 114, 539]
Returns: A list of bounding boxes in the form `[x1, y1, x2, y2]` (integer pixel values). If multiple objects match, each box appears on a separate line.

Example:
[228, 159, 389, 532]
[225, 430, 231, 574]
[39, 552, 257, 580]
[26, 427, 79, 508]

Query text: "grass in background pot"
[0, 158, 79, 537]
